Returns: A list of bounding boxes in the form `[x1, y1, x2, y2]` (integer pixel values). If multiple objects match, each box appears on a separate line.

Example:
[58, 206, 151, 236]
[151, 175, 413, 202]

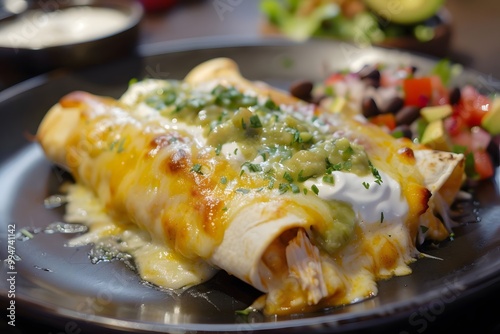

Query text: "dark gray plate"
[1, 38, 500, 333]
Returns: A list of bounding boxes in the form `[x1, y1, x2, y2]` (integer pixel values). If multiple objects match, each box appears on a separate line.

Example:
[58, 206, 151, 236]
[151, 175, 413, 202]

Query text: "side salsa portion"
[289, 59, 500, 182]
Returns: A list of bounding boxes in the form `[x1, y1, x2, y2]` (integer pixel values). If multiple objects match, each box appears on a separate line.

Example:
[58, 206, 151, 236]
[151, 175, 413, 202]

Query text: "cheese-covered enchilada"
[37, 58, 465, 315]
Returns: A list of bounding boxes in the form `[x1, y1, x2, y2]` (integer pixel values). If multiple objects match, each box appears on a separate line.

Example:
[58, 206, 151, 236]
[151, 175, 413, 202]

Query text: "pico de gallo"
[288, 59, 500, 182]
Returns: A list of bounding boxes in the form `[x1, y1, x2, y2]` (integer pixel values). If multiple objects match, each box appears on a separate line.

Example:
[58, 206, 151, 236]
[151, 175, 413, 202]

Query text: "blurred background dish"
[260, 0, 452, 57]
[0, 0, 143, 73]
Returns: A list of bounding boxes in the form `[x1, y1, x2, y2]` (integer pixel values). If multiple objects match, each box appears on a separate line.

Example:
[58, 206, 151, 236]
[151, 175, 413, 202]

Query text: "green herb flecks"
[322, 174, 334, 184]
[215, 144, 222, 156]
[242, 162, 263, 173]
[369, 161, 383, 185]
[191, 163, 203, 174]
[109, 138, 126, 153]
[249, 114, 263, 128]
[311, 184, 319, 195]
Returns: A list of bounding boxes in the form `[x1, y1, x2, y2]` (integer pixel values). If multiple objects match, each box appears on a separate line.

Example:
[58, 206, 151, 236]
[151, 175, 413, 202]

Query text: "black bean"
[449, 87, 461, 105]
[486, 138, 500, 167]
[391, 125, 413, 139]
[362, 77, 380, 88]
[358, 65, 381, 81]
[395, 105, 421, 125]
[362, 97, 380, 118]
[290, 80, 313, 102]
[380, 96, 404, 114]
[358, 66, 381, 88]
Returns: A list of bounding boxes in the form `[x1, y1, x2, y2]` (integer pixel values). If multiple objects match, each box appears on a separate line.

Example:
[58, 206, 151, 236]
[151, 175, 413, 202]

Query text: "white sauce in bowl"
[0, 6, 131, 49]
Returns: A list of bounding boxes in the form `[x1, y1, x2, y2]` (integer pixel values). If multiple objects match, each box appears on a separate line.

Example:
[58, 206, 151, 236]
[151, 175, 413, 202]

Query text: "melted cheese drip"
[64, 183, 217, 289]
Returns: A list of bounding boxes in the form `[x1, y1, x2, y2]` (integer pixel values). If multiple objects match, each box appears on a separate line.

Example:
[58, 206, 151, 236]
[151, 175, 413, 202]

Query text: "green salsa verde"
[142, 81, 373, 188]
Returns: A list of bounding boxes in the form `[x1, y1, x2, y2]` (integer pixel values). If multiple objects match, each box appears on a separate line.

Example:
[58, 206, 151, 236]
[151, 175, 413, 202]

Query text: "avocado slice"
[363, 0, 445, 25]
[481, 97, 500, 135]
[421, 119, 452, 151]
[420, 104, 453, 123]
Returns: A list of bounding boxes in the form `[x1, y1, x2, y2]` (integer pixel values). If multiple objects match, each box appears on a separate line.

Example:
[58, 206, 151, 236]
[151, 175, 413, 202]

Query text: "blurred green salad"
[260, 0, 446, 43]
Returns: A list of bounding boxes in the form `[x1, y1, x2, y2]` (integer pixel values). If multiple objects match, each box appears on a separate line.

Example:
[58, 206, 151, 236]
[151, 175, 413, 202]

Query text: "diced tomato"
[455, 85, 491, 127]
[403, 77, 433, 108]
[450, 126, 494, 180]
[444, 115, 467, 137]
[324, 73, 345, 85]
[369, 113, 396, 131]
[471, 126, 492, 151]
[473, 150, 495, 179]
[451, 129, 474, 152]
[429, 75, 449, 106]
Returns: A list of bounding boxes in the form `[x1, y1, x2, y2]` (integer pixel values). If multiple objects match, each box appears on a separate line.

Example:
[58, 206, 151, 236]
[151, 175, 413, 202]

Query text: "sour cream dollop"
[305, 170, 408, 225]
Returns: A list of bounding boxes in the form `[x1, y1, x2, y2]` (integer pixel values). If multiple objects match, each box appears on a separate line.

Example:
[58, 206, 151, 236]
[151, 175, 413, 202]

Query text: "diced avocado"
[420, 104, 453, 123]
[363, 0, 445, 25]
[420, 119, 452, 151]
[481, 97, 500, 135]
[327, 96, 347, 113]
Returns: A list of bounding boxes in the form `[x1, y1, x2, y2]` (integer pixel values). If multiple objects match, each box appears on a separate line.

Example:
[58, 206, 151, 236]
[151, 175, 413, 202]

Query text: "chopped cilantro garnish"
[342, 145, 354, 160]
[191, 163, 203, 174]
[278, 183, 289, 194]
[343, 161, 352, 171]
[283, 171, 294, 182]
[242, 162, 263, 172]
[369, 161, 383, 185]
[290, 183, 300, 193]
[322, 175, 334, 184]
[362, 182, 370, 189]
[311, 184, 319, 195]
[298, 170, 312, 182]
[215, 144, 222, 156]
[264, 98, 279, 110]
[249, 114, 263, 128]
